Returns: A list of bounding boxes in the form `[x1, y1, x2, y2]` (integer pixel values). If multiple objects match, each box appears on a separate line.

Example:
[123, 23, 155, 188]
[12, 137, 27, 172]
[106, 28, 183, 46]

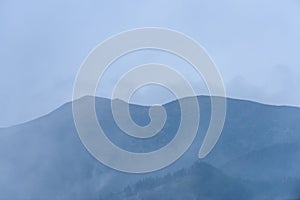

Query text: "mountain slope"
[222, 142, 300, 180]
[0, 96, 300, 199]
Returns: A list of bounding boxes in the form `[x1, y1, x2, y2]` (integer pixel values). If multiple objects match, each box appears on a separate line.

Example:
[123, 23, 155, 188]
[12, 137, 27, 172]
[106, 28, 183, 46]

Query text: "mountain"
[0, 96, 300, 199]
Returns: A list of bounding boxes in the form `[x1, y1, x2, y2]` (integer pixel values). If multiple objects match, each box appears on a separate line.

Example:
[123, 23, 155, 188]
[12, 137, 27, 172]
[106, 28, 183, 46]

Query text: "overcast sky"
[1, 0, 300, 127]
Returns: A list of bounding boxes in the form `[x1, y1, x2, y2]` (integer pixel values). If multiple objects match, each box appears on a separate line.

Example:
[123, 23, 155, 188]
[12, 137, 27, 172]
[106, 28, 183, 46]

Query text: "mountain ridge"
[3, 95, 300, 129]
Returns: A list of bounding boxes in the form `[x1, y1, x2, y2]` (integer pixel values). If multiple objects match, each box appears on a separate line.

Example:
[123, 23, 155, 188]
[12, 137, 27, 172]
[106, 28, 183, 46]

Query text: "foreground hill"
[109, 162, 300, 200]
[108, 162, 253, 200]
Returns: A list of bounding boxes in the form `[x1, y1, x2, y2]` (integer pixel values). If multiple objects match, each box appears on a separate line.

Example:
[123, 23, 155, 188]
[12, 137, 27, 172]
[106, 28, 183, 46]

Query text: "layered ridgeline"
[1, 96, 300, 199]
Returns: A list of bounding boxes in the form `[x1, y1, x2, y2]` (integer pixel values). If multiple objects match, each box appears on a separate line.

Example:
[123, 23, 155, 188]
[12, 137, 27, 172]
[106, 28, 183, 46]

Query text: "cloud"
[227, 65, 300, 106]
[1, 0, 300, 126]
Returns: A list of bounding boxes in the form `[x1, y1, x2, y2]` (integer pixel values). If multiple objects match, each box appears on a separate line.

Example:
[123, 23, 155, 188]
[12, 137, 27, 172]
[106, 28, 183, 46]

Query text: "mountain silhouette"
[1, 96, 300, 199]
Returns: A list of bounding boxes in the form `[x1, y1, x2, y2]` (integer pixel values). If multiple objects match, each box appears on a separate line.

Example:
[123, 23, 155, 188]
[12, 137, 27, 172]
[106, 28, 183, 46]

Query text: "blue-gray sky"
[1, 0, 300, 127]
